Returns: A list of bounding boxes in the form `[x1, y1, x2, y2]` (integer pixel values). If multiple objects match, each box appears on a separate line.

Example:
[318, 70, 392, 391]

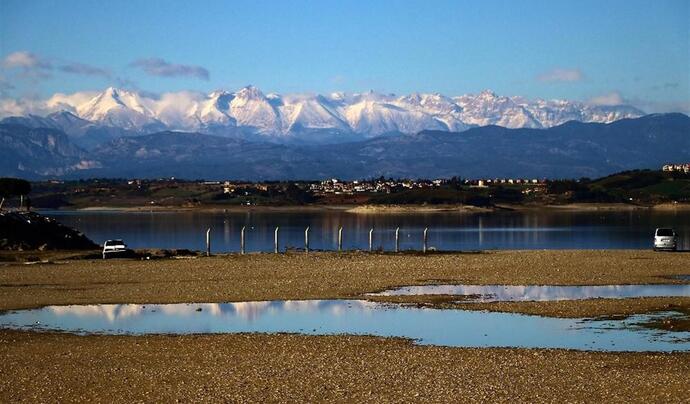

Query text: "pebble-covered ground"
[1, 331, 688, 403]
[1, 250, 689, 402]
[369, 294, 690, 321]
[0, 250, 689, 312]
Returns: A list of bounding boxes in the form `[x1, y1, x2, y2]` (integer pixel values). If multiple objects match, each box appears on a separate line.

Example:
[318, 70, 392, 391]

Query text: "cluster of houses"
[469, 178, 542, 187]
[662, 163, 690, 173]
[308, 177, 544, 195]
[220, 181, 269, 194]
[310, 178, 443, 195]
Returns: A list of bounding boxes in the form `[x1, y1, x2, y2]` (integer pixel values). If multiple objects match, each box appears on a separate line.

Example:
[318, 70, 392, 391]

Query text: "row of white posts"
[205, 226, 430, 255]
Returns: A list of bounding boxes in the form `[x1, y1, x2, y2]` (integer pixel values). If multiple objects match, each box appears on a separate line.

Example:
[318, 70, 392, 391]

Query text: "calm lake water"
[1, 300, 688, 352]
[43, 209, 690, 252]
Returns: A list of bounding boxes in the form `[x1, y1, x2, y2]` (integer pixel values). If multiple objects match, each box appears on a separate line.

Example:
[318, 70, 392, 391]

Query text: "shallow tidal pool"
[1, 299, 689, 352]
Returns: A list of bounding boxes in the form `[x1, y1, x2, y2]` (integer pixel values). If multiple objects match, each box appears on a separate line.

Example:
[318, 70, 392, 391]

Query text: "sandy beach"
[344, 204, 494, 214]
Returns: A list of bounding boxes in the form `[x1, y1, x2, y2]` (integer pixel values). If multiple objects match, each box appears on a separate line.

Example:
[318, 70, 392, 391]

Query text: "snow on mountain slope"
[0, 86, 646, 142]
[194, 90, 236, 128]
[1, 111, 93, 137]
[43, 111, 93, 137]
[1, 114, 64, 130]
[454, 90, 543, 128]
[344, 97, 446, 135]
[76, 87, 164, 130]
[581, 104, 647, 124]
[152, 91, 207, 129]
[394, 93, 470, 132]
[227, 86, 282, 134]
[279, 94, 350, 132]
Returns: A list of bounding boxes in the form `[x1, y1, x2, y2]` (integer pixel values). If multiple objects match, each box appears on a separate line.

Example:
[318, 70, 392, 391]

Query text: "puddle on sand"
[1, 300, 689, 352]
[369, 284, 690, 302]
[673, 275, 690, 281]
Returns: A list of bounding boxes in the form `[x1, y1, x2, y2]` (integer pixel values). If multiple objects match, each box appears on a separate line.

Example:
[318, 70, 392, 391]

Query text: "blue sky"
[1, 0, 688, 112]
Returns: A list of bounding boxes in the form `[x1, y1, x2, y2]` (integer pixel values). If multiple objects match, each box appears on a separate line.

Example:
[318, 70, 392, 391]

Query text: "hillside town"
[662, 163, 690, 173]
[307, 177, 543, 196]
[192, 177, 546, 197]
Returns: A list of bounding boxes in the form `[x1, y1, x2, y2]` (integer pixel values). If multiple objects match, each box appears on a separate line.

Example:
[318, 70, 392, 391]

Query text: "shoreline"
[46, 204, 491, 213]
[37, 201, 690, 213]
[503, 202, 690, 211]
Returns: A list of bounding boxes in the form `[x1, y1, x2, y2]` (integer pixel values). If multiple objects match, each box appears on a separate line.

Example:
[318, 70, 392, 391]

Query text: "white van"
[102, 239, 129, 259]
[653, 228, 677, 251]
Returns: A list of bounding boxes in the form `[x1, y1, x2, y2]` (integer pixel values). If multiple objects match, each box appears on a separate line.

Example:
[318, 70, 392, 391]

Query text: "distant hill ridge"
[0, 113, 688, 180]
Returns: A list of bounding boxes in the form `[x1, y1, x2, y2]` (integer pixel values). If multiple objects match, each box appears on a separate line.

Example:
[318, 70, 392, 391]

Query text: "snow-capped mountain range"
[1, 86, 645, 144]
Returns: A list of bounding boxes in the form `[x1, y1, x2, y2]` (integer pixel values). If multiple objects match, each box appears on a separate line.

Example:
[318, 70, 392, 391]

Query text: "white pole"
[274, 226, 280, 254]
[240, 226, 246, 255]
[395, 227, 400, 253]
[423, 227, 428, 253]
[206, 228, 211, 256]
[338, 226, 343, 252]
[369, 228, 374, 252]
[305, 226, 310, 253]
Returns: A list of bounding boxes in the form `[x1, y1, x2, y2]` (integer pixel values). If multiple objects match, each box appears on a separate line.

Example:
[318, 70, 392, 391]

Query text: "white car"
[102, 239, 129, 259]
[653, 228, 677, 251]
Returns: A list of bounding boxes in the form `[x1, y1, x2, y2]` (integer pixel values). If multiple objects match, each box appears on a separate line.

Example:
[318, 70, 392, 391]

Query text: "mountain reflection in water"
[2, 300, 689, 352]
[48, 300, 377, 322]
[370, 284, 690, 302]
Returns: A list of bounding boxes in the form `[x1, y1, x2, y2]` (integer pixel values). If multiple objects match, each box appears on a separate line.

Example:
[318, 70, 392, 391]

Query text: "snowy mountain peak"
[1, 86, 646, 142]
[329, 92, 346, 102]
[235, 85, 265, 100]
[103, 86, 119, 97]
[208, 89, 231, 98]
[75, 87, 161, 130]
[227, 86, 281, 133]
[403, 93, 423, 103]
[207, 90, 234, 109]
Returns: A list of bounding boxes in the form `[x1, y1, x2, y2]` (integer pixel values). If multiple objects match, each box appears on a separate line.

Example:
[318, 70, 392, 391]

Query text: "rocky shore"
[0, 211, 98, 251]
